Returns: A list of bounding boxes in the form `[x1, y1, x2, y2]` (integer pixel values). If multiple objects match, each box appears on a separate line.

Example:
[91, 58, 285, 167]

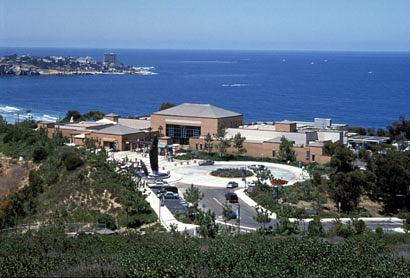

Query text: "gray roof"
[91, 124, 142, 135]
[118, 118, 151, 130]
[153, 103, 242, 118]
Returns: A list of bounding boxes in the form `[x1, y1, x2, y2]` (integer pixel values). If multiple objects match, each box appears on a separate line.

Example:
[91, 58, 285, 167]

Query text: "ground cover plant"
[0, 229, 409, 277]
[210, 167, 253, 178]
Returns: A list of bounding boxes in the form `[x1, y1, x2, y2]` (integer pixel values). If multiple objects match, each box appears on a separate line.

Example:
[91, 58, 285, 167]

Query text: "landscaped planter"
[210, 168, 254, 178]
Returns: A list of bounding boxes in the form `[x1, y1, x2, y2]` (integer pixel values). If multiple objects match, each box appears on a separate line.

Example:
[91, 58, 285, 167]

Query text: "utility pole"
[158, 193, 163, 225]
[237, 202, 241, 234]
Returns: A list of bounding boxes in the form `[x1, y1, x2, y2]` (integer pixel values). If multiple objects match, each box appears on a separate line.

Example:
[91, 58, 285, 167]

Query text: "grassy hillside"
[0, 118, 156, 229]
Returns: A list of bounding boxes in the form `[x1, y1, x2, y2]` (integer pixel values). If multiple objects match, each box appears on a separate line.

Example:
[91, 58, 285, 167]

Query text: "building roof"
[91, 124, 142, 136]
[276, 120, 297, 124]
[348, 135, 390, 144]
[118, 118, 151, 130]
[153, 103, 242, 119]
[226, 128, 309, 146]
[105, 113, 119, 117]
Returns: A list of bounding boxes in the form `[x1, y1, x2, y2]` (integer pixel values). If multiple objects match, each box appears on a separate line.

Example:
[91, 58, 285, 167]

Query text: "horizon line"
[1, 45, 410, 54]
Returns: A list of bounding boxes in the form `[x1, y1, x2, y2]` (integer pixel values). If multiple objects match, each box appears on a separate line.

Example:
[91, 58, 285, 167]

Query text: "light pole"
[237, 202, 241, 234]
[242, 167, 247, 191]
[158, 193, 163, 225]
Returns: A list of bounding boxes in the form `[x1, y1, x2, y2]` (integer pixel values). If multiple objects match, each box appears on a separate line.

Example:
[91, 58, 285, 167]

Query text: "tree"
[254, 165, 273, 190]
[33, 146, 48, 163]
[97, 213, 117, 230]
[255, 207, 271, 230]
[204, 133, 213, 154]
[82, 111, 105, 121]
[215, 126, 230, 157]
[183, 184, 203, 209]
[329, 144, 355, 173]
[275, 217, 299, 235]
[62, 110, 82, 122]
[328, 170, 369, 213]
[348, 126, 367, 135]
[278, 137, 296, 162]
[372, 150, 410, 212]
[149, 136, 159, 174]
[233, 132, 246, 155]
[387, 115, 410, 140]
[62, 152, 83, 171]
[307, 216, 324, 236]
[159, 102, 176, 111]
[196, 210, 219, 238]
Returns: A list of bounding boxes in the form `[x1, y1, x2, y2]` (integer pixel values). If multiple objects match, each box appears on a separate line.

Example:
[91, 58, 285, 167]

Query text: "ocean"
[1, 47, 410, 128]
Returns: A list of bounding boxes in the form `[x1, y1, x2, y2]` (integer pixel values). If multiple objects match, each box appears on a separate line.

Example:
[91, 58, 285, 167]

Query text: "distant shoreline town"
[0, 53, 157, 76]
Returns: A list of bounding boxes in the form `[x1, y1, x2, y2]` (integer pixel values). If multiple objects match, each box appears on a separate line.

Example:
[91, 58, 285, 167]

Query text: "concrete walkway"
[139, 183, 198, 234]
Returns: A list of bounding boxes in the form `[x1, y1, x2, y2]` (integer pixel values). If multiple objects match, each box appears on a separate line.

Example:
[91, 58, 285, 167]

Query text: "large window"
[166, 124, 201, 145]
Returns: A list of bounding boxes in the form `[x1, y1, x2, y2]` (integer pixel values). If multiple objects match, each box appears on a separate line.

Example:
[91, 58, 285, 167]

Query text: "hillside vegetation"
[0, 230, 409, 277]
[0, 117, 155, 229]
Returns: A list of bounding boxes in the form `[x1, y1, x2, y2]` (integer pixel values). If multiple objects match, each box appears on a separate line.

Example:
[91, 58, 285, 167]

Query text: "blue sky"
[1, 0, 410, 51]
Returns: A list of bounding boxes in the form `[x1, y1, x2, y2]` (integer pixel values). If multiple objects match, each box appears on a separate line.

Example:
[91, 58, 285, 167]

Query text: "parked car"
[248, 164, 263, 171]
[198, 159, 215, 166]
[226, 181, 239, 189]
[163, 192, 180, 199]
[225, 192, 238, 203]
[156, 188, 167, 197]
[224, 209, 237, 220]
[150, 185, 179, 194]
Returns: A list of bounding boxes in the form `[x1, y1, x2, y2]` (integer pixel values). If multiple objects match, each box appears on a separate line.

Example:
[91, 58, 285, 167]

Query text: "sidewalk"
[138, 183, 198, 234]
[235, 188, 277, 219]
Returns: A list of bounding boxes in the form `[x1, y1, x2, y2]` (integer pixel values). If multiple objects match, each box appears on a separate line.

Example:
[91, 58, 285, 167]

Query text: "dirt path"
[0, 154, 32, 197]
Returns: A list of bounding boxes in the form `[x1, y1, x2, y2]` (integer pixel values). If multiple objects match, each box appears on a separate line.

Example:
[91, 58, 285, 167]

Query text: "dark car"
[163, 192, 179, 199]
[226, 181, 239, 189]
[198, 159, 215, 166]
[224, 209, 237, 220]
[150, 185, 179, 194]
[225, 192, 238, 203]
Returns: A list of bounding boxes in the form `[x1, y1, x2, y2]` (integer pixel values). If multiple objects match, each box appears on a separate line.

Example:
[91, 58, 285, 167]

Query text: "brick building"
[38, 115, 152, 151]
[150, 103, 243, 144]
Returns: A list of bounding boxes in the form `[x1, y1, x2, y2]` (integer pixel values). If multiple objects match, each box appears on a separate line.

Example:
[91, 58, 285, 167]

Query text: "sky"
[1, 0, 410, 51]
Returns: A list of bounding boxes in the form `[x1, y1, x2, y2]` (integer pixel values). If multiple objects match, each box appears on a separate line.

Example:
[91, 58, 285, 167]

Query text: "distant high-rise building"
[103, 53, 117, 66]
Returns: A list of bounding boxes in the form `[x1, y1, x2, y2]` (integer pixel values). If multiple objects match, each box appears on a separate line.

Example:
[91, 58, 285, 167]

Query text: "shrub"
[33, 146, 48, 163]
[210, 168, 253, 178]
[308, 216, 324, 236]
[352, 219, 366, 234]
[62, 152, 84, 171]
[97, 213, 117, 230]
[375, 226, 384, 237]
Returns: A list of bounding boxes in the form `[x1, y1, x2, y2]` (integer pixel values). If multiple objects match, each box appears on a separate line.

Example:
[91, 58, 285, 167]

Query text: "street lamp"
[158, 193, 164, 224]
[237, 202, 241, 234]
[241, 167, 247, 190]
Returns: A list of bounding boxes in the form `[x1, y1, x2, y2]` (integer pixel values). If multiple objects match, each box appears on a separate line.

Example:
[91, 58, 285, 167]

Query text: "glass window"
[166, 124, 201, 145]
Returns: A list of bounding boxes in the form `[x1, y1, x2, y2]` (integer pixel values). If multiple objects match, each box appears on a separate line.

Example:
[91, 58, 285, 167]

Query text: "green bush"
[62, 152, 84, 171]
[33, 146, 48, 163]
[210, 168, 253, 178]
[308, 216, 324, 236]
[0, 231, 409, 277]
[97, 213, 117, 230]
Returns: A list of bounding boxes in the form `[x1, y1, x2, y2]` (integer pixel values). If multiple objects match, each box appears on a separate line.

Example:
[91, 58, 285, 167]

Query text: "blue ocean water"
[0, 47, 409, 128]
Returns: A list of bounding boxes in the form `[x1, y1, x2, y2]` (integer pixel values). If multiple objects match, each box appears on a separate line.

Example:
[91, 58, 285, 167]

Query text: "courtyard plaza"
[111, 151, 405, 233]
[111, 151, 307, 231]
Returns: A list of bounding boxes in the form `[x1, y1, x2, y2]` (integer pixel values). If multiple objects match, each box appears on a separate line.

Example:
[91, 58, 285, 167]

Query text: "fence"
[0, 223, 107, 236]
